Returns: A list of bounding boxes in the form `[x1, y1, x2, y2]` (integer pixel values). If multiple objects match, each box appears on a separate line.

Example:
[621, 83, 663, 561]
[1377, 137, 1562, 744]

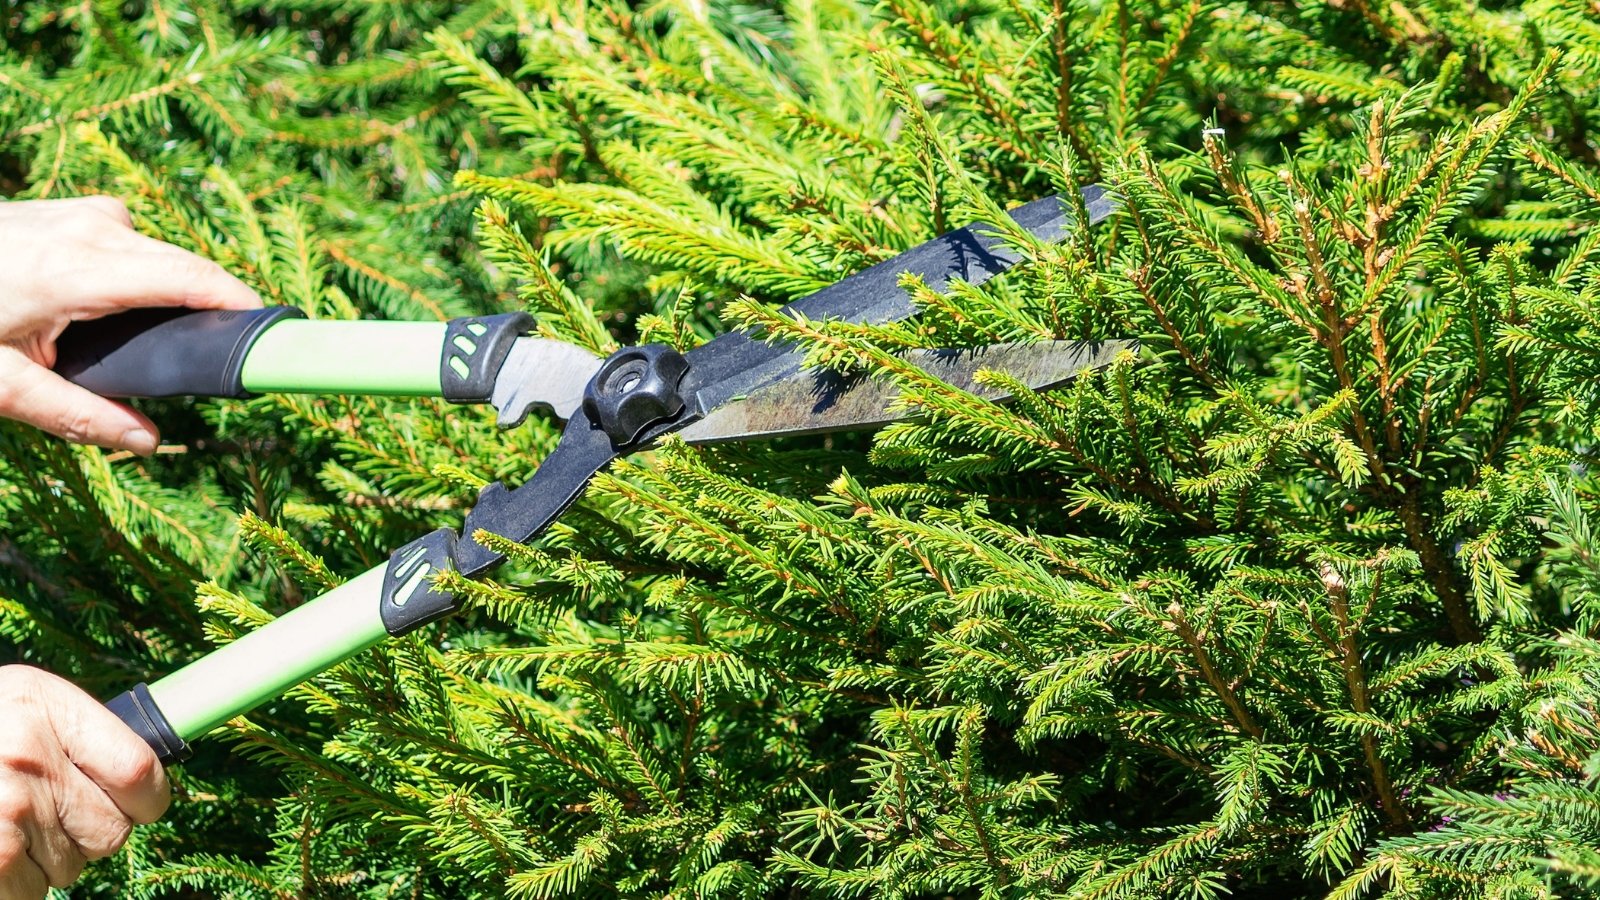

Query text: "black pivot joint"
[441, 312, 534, 403]
[583, 344, 690, 446]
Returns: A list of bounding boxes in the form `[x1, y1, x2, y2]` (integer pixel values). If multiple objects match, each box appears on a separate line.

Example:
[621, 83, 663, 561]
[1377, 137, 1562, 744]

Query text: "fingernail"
[120, 428, 157, 456]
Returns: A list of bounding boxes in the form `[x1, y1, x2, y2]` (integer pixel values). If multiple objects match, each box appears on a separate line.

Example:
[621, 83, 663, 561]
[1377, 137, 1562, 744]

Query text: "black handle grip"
[56, 307, 305, 398]
[106, 683, 191, 766]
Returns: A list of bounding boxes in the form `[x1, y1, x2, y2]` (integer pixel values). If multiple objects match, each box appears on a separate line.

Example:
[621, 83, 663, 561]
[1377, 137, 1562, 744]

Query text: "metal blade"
[674, 188, 1117, 425]
[676, 339, 1137, 445]
[490, 337, 603, 428]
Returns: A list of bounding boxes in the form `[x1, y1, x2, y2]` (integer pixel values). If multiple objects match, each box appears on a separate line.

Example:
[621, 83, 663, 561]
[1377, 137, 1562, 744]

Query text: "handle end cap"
[107, 683, 191, 766]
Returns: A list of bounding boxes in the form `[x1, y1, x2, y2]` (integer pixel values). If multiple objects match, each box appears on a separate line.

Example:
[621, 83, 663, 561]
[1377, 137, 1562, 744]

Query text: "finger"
[108, 228, 223, 258]
[52, 764, 133, 861]
[0, 196, 131, 231]
[0, 355, 160, 454]
[29, 673, 169, 826]
[56, 247, 261, 314]
[69, 195, 134, 231]
[0, 825, 48, 900]
[20, 803, 84, 890]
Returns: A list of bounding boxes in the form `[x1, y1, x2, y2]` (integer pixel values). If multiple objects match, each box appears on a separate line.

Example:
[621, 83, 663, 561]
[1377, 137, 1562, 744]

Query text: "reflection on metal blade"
[678, 188, 1118, 420]
[677, 339, 1137, 445]
[490, 337, 604, 428]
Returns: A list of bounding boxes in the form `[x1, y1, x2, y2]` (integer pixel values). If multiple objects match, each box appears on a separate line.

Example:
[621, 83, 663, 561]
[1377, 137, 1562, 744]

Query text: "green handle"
[58, 309, 534, 400]
[151, 564, 391, 739]
[106, 564, 392, 762]
[241, 320, 447, 395]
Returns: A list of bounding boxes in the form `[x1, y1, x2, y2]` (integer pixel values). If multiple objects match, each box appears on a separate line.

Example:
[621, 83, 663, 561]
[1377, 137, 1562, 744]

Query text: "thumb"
[0, 350, 159, 453]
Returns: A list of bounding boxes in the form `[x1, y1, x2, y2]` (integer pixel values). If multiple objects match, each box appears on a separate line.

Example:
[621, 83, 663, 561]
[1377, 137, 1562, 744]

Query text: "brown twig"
[1321, 562, 1410, 828]
[1167, 602, 1264, 740]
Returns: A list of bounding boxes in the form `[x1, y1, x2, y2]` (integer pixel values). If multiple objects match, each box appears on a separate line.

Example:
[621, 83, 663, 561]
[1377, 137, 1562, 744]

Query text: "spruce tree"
[3, 0, 1600, 897]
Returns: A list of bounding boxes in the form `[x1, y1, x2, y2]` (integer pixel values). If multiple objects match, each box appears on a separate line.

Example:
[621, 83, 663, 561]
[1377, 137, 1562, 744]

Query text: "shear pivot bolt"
[583, 344, 690, 446]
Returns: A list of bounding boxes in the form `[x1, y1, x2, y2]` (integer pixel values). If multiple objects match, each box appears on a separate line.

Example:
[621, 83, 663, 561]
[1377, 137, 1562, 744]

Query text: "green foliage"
[4, 0, 1600, 897]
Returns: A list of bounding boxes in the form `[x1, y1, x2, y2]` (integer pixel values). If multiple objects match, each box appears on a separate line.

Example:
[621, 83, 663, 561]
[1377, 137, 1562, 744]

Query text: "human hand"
[0, 666, 169, 897]
[0, 196, 260, 454]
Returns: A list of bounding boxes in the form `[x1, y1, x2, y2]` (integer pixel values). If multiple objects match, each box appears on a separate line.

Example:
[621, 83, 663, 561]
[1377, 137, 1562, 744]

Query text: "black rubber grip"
[105, 683, 191, 766]
[380, 527, 462, 636]
[56, 307, 306, 398]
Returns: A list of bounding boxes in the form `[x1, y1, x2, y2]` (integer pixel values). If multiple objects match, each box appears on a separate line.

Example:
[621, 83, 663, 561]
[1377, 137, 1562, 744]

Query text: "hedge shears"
[54, 188, 1130, 764]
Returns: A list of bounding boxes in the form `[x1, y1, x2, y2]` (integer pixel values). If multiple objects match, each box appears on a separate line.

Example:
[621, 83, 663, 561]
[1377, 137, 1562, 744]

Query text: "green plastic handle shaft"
[149, 565, 391, 739]
[241, 321, 446, 395]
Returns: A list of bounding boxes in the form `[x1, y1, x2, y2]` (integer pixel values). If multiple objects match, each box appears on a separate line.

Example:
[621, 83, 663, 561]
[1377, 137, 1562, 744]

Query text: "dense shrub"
[4, 0, 1600, 896]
